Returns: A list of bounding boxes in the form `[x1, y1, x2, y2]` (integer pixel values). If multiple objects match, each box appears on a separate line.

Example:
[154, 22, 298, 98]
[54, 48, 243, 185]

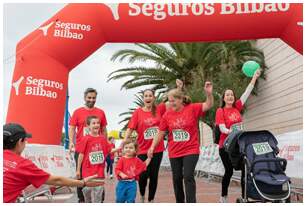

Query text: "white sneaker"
[149, 200, 154, 203]
[140, 196, 145, 203]
[110, 175, 113, 179]
[219, 196, 228, 203]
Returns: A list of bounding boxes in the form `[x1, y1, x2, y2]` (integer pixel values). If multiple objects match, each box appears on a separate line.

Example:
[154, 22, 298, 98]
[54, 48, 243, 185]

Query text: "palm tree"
[110, 41, 267, 127]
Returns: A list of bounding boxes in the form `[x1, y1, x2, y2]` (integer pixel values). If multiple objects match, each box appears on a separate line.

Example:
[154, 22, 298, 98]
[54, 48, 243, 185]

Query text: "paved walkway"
[29, 168, 302, 203]
[101, 168, 241, 203]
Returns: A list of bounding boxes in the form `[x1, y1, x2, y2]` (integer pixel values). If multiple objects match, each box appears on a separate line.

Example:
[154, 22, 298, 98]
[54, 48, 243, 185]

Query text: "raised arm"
[202, 81, 214, 112]
[240, 69, 261, 105]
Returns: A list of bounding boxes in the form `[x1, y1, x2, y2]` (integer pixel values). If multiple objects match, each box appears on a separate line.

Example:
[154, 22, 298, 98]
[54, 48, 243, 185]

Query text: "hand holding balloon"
[242, 61, 260, 77]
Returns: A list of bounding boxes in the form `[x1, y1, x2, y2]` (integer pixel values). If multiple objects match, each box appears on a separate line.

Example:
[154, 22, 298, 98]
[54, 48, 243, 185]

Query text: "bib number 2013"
[144, 127, 158, 140]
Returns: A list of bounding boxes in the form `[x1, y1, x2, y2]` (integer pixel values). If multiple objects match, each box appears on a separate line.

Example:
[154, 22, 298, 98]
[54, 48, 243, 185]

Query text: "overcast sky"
[3, 3, 155, 131]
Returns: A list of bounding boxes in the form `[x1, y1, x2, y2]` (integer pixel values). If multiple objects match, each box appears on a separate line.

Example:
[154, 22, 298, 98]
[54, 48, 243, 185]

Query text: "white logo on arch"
[39, 21, 54, 36]
[12, 76, 24, 96]
[104, 3, 120, 21]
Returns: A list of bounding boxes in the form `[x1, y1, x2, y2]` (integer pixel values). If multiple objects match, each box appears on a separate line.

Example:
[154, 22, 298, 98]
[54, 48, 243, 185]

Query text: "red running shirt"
[3, 150, 50, 203]
[115, 156, 147, 180]
[215, 99, 244, 148]
[69, 107, 107, 152]
[159, 103, 205, 158]
[128, 103, 166, 155]
[78, 135, 112, 178]
[108, 143, 116, 160]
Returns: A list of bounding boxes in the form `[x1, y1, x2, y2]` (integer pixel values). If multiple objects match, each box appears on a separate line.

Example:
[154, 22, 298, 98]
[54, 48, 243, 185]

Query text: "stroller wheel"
[236, 197, 244, 203]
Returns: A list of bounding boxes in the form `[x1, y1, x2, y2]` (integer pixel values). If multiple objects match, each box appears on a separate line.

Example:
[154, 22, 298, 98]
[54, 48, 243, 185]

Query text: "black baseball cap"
[3, 123, 32, 142]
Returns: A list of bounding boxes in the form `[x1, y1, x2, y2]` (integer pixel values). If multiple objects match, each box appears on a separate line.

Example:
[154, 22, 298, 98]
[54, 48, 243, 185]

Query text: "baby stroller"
[224, 130, 291, 203]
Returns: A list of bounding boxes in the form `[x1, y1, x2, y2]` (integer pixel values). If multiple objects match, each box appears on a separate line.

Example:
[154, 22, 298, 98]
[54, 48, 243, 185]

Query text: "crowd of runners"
[4, 70, 262, 203]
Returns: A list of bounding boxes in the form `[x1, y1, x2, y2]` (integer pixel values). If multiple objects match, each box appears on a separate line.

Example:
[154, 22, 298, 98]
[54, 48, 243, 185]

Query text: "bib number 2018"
[173, 129, 190, 142]
[89, 151, 104, 165]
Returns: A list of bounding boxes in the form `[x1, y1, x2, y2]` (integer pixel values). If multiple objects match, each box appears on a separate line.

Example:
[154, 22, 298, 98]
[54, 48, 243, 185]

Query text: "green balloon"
[242, 61, 260, 77]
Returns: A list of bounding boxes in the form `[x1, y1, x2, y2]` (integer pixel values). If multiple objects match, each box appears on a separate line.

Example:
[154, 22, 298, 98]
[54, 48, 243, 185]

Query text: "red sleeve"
[20, 159, 50, 188]
[78, 137, 88, 154]
[69, 110, 78, 126]
[127, 109, 138, 129]
[158, 115, 168, 131]
[135, 158, 147, 176]
[192, 103, 205, 119]
[115, 158, 123, 177]
[235, 99, 243, 112]
[100, 110, 107, 128]
[215, 108, 225, 125]
[157, 103, 166, 116]
[106, 141, 112, 155]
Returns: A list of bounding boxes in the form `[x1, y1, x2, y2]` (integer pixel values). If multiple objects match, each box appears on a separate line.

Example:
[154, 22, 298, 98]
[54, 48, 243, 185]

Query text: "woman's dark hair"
[143, 89, 157, 117]
[86, 115, 100, 126]
[4, 138, 25, 150]
[84, 88, 97, 98]
[220, 89, 237, 108]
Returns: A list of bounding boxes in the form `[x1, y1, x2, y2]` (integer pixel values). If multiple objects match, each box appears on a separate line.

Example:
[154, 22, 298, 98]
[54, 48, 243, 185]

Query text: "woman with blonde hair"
[148, 81, 213, 203]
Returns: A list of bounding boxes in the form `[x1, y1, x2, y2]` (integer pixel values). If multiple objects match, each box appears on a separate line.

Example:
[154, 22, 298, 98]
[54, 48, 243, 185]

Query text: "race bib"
[144, 127, 158, 140]
[89, 151, 104, 165]
[252, 142, 273, 155]
[83, 126, 90, 136]
[172, 129, 190, 142]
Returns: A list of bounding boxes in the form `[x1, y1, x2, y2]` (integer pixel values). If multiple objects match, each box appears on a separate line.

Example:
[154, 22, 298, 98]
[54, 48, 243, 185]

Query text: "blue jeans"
[116, 180, 137, 203]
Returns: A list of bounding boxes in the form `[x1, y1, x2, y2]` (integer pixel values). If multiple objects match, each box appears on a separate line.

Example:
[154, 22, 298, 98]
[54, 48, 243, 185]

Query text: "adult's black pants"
[219, 148, 245, 198]
[169, 154, 199, 203]
[137, 152, 163, 202]
[74, 152, 85, 202]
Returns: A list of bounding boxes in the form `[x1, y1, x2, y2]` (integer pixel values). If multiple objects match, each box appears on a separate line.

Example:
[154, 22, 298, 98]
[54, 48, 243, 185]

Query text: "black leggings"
[137, 152, 163, 201]
[106, 155, 114, 175]
[219, 148, 245, 197]
[169, 154, 199, 203]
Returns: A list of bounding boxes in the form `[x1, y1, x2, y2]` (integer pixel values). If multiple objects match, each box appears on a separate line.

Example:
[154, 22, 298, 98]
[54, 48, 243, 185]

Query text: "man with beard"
[69, 88, 108, 203]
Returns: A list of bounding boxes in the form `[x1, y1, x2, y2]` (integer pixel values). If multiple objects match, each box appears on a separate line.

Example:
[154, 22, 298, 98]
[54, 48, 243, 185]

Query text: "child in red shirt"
[77, 115, 118, 203]
[115, 140, 151, 203]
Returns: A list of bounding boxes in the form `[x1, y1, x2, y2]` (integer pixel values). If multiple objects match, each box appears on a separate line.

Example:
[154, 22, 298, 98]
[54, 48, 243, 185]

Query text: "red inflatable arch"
[6, 3, 302, 145]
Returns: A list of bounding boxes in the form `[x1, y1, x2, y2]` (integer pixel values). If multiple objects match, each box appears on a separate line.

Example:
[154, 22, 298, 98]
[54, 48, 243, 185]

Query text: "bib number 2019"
[173, 129, 190, 142]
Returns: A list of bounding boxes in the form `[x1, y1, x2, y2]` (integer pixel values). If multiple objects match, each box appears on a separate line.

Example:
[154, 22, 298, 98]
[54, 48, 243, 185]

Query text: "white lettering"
[205, 3, 215, 15]
[220, 3, 235, 14]
[143, 3, 153, 16]
[153, 4, 166, 20]
[129, 3, 141, 16]
[265, 4, 277, 12]
[251, 3, 264, 13]
[277, 3, 290, 12]
[26, 76, 33, 85]
[191, 4, 204, 16]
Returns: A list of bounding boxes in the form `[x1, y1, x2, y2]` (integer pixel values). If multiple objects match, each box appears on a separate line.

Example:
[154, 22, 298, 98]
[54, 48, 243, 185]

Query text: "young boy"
[77, 115, 118, 203]
[115, 140, 151, 203]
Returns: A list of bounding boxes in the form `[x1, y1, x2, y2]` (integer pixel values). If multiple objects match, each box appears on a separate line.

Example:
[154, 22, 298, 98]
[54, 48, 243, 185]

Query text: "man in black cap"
[3, 123, 104, 203]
